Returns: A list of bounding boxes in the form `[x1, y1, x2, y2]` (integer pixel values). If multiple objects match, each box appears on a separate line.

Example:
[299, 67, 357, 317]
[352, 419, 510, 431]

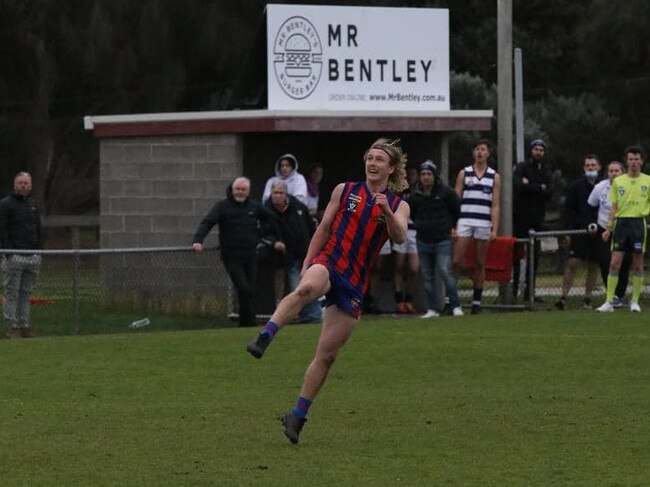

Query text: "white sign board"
[267, 4, 449, 111]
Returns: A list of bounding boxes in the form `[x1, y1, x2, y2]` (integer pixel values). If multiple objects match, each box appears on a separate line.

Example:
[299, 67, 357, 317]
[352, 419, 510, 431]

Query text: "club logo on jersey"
[618, 187, 625, 196]
[641, 185, 648, 193]
[350, 298, 360, 309]
[346, 193, 362, 212]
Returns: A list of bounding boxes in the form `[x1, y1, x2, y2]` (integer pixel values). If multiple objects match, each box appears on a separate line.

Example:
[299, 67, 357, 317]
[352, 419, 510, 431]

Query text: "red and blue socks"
[292, 396, 312, 419]
[260, 321, 279, 340]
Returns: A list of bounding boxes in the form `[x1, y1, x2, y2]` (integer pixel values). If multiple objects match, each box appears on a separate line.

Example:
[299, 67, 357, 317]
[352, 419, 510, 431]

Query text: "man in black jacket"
[263, 179, 321, 323]
[0, 172, 43, 338]
[409, 160, 463, 318]
[192, 177, 276, 327]
[512, 139, 554, 302]
[555, 155, 602, 310]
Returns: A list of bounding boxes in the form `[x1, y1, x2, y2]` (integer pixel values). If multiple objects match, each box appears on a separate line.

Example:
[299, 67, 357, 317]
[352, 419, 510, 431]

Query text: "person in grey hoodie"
[262, 153, 308, 205]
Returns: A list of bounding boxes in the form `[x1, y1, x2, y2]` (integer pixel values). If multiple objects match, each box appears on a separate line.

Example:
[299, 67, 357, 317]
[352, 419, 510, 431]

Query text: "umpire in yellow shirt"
[597, 146, 650, 313]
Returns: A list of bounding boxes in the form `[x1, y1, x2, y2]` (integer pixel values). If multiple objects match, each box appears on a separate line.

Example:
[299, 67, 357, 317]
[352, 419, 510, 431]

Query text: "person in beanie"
[409, 160, 463, 318]
[512, 139, 554, 302]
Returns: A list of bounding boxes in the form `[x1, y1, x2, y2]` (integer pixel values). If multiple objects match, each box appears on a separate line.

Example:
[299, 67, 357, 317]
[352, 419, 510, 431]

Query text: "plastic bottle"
[129, 318, 150, 329]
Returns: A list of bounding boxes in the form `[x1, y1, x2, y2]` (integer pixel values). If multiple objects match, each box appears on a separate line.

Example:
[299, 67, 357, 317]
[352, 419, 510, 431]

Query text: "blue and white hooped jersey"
[458, 164, 496, 228]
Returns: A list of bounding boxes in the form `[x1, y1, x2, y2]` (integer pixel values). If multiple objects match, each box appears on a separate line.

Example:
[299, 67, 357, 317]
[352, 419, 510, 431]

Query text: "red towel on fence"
[464, 236, 516, 282]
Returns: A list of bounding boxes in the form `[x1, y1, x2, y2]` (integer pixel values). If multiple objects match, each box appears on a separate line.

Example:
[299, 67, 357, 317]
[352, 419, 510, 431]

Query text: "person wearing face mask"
[555, 155, 602, 310]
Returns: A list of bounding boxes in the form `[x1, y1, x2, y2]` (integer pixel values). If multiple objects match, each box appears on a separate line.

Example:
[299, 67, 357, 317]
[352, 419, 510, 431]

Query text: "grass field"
[1, 310, 649, 486]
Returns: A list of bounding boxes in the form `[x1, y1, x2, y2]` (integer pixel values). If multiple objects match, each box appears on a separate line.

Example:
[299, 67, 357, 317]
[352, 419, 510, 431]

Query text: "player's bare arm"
[602, 202, 618, 241]
[454, 169, 465, 198]
[381, 197, 409, 244]
[301, 183, 343, 273]
[491, 173, 501, 240]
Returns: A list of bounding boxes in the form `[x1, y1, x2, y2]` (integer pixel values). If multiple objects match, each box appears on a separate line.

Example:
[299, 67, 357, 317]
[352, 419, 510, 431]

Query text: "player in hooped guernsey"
[246, 138, 410, 444]
[452, 139, 501, 314]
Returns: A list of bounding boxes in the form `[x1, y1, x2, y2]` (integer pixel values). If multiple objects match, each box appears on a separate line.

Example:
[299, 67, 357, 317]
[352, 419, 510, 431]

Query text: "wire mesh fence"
[520, 228, 648, 311]
[368, 228, 648, 313]
[1, 247, 232, 336]
[2, 230, 647, 337]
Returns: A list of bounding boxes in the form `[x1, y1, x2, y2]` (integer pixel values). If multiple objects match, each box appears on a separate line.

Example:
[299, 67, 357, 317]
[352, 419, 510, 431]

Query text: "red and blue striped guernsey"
[313, 181, 402, 294]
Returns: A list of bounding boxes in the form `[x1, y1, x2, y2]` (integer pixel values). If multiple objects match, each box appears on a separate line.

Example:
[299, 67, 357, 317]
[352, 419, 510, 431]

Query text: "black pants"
[595, 226, 631, 299]
[222, 249, 258, 326]
[512, 215, 543, 300]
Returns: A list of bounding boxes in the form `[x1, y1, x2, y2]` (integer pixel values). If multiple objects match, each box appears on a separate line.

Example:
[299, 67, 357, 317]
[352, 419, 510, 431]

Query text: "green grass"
[29, 299, 231, 336]
[1, 311, 649, 486]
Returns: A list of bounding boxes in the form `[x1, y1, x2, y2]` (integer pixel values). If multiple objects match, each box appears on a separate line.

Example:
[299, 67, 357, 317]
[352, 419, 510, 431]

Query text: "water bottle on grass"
[129, 318, 150, 329]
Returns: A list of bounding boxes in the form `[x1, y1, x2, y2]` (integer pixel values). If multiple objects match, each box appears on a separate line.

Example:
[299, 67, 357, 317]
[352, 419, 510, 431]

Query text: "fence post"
[528, 229, 536, 310]
[72, 250, 80, 334]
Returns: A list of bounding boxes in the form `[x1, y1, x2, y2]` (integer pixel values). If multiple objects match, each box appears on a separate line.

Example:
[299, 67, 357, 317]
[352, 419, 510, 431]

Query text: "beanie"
[530, 139, 546, 150]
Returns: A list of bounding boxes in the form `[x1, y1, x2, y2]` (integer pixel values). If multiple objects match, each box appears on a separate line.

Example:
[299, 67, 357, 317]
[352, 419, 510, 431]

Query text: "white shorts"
[456, 223, 491, 240]
[392, 229, 417, 254]
[378, 239, 392, 256]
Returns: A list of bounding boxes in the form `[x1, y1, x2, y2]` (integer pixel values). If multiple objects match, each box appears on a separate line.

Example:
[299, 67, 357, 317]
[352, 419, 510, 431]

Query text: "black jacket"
[563, 176, 599, 229]
[408, 180, 460, 243]
[192, 190, 275, 253]
[0, 193, 43, 250]
[263, 195, 316, 263]
[513, 158, 554, 222]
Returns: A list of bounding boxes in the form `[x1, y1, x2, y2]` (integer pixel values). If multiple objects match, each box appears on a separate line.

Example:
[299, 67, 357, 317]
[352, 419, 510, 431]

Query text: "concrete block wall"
[98, 134, 242, 315]
[100, 134, 242, 248]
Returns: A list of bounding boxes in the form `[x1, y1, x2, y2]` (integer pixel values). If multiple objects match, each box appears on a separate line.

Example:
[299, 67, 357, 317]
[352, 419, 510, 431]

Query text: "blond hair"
[365, 138, 409, 193]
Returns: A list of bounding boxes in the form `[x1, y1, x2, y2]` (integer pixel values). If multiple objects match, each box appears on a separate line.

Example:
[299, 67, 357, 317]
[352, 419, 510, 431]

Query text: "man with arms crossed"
[597, 146, 650, 313]
[246, 138, 410, 444]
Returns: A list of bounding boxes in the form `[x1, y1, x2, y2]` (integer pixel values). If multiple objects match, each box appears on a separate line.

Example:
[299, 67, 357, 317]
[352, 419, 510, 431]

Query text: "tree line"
[0, 0, 648, 213]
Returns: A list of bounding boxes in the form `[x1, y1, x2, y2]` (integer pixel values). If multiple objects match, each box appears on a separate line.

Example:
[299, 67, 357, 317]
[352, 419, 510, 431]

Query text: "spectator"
[0, 171, 43, 339]
[596, 146, 650, 313]
[554, 155, 602, 310]
[512, 139, 554, 302]
[262, 154, 308, 205]
[393, 165, 420, 314]
[410, 160, 463, 318]
[264, 180, 321, 323]
[587, 160, 631, 307]
[453, 139, 501, 314]
[304, 163, 324, 220]
[192, 177, 276, 327]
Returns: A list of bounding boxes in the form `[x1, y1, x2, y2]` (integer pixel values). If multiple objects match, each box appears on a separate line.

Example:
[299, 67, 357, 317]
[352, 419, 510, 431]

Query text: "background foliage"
[1, 0, 648, 212]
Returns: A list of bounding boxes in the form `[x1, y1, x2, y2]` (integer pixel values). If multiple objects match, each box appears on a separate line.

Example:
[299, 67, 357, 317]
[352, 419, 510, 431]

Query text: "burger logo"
[273, 16, 323, 100]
